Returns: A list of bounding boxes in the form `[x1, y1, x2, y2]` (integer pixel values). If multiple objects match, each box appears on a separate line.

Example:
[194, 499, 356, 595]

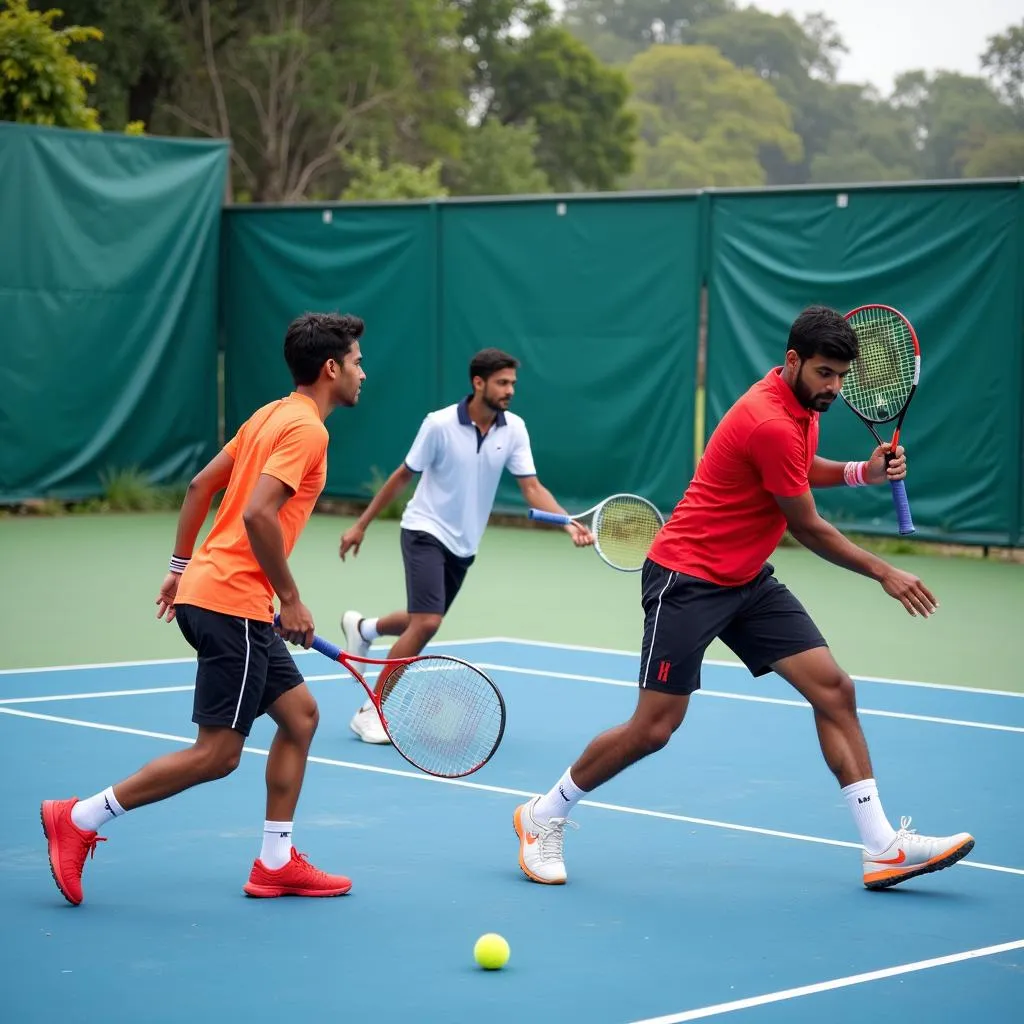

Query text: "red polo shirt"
[648, 367, 819, 586]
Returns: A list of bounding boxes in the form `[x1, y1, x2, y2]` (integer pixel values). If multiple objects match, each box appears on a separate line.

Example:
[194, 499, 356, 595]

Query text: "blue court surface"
[1, 638, 1022, 1023]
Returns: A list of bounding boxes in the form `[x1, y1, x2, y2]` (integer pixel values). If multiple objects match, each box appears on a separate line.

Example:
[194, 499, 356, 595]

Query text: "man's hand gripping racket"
[274, 616, 505, 779]
[842, 305, 920, 535]
[528, 493, 665, 571]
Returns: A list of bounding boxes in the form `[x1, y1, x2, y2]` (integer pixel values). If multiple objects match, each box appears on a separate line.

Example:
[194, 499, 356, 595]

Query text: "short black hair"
[469, 348, 519, 383]
[786, 305, 859, 362]
[284, 312, 364, 386]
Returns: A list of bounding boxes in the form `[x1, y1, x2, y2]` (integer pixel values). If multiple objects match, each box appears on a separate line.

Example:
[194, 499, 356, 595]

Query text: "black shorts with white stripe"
[175, 604, 305, 736]
[638, 559, 827, 696]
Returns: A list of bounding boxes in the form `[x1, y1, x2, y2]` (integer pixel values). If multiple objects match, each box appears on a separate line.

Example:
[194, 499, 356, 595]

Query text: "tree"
[892, 70, 1016, 179]
[562, 0, 730, 49]
[340, 149, 448, 200]
[0, 0, 101, 129]
[165, 0, 468, 202]
[981, 21, 1024, 109]
[962, 133, 1024, 177]
[624, 44, 802, 189]
[447, 118, 551, 195]
[459, 1, 635, 191]
[33, 0, 189, 130]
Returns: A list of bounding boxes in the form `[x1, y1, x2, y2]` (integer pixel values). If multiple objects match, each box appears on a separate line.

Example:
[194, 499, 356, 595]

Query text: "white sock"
[842, 778, 897, 855]
[260, 820, 293, 870]
[71, 786, 125, 832]
[532, 768, 587, 823]
[358, 617, 379, 642]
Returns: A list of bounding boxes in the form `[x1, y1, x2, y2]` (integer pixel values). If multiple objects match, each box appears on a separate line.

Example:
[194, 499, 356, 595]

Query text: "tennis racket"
[275, 617, 506, 779]
[842, 304, 920, 535]
[527, 492, 665, 571]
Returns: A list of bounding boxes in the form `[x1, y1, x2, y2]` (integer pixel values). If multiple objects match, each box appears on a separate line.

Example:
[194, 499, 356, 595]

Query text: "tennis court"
[2, 622, 1022, 1023]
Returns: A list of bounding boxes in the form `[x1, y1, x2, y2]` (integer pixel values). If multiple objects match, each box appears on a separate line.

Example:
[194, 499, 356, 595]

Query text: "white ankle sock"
[533, 768, 587, 823]
[260, 820, 293, 870]
[842, 778, 897, 854]
[71, 786, 125, 832]
[358, 617, 379, 642]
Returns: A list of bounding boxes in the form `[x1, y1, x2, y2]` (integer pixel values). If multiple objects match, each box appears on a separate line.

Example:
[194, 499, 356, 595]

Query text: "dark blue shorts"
[401, 529, 475, 616]
[638, 560, 828, 695]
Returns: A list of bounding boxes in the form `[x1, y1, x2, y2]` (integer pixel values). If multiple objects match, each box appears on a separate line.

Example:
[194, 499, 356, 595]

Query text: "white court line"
[0, 637, 502, 676]
[1, 663, 1021, 735]
[2, 635, 1021, 698]
[1, 705, 1021, 878]
[626, 938, 1024, 1024]
[480, 636, 1024, 699]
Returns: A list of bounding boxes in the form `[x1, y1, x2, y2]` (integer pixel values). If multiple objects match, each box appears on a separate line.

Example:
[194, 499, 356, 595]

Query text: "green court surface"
[0, 512, 1021, 692]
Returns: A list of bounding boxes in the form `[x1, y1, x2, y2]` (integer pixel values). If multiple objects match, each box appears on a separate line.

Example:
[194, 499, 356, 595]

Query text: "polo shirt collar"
[765, 367, 813, 421]
[288, 391, 320, 415]
[458, 395, 506, 428]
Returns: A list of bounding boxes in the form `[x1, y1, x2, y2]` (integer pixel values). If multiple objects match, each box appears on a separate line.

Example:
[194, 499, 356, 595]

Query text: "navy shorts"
[175, 604, 305, 736]
[638, 560, 827, 695]
[401, 529, 475, 616]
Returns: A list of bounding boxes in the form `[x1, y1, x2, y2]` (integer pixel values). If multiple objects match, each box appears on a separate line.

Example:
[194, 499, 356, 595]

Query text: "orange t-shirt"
[174, 392, 329, 622]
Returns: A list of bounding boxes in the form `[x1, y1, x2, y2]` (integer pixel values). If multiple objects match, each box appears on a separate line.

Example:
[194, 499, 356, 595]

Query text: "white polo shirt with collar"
[399, 397, 537, 558]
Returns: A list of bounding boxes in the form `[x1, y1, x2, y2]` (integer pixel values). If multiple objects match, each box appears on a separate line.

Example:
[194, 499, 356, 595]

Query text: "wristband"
[843, 461, 868, 487]
[169, 555, 190, 575]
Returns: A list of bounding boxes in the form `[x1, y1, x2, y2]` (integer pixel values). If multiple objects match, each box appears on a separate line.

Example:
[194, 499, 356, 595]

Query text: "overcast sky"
[706, 1, 1019, 94]
[553, 1, 1019, 96]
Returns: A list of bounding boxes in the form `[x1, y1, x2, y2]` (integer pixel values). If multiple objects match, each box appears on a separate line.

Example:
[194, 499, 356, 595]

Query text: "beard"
[482, 391, 509, 413]
[794, 366, 836, 412]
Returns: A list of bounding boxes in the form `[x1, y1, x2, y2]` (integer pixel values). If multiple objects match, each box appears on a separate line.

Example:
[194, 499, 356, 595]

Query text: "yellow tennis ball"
[473, 933, 510, 970]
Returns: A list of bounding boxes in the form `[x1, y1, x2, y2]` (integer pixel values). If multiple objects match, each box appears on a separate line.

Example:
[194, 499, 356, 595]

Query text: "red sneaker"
[243, 847, 352, 898]
[41, 798, 107, 906]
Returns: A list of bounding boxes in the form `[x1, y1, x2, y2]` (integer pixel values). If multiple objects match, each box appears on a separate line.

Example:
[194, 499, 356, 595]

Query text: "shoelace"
[78, 835, 107, 861]
[536, 817, 578, 862]
[292, 851, 333, 881]
[894, 815, 917, 841]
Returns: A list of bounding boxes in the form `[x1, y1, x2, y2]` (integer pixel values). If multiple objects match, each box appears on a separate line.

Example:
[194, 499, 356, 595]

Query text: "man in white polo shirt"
[337, 347, 592, 743]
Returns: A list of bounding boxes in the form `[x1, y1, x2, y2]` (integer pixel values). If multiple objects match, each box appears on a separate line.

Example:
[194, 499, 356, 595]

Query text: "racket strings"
[377, 657, 503, 777]
[844, 310, 916, 422]
[593, 496, 664, 571]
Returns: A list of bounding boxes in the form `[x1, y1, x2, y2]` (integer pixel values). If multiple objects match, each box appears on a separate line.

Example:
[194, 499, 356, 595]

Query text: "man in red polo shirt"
[514, 305, 975, 891]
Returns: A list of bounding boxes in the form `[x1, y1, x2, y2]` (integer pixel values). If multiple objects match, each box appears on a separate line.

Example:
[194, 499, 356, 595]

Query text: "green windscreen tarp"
[0, 123, 228, 501]
[705, 183, 1023, 545]
[220, 205, 437, 499]
[439, 196, 701, 516]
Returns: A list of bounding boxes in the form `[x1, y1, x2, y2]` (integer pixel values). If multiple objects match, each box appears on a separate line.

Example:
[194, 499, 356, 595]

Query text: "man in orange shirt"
[41, 312, 366, 905]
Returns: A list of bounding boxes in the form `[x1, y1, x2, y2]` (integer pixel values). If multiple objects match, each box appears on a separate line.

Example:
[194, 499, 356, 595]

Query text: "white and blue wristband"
[169, 555, 191, 575]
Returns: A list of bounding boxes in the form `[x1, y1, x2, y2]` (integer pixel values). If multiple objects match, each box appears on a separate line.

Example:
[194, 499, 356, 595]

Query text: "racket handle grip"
[273, 614, 342, 660]
[529, 508, 571, 525]
[889, 479, 916, 536]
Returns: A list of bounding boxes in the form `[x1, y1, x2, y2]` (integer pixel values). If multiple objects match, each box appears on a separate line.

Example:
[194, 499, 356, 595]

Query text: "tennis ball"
[473, 933, 510, 970]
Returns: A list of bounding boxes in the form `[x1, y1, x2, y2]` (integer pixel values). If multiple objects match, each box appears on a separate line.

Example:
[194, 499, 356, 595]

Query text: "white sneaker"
[349, 703, 391, 745]
[513, 796, 578, 884]
[340, 610, 371, 659]
[862, 815, 975, 890]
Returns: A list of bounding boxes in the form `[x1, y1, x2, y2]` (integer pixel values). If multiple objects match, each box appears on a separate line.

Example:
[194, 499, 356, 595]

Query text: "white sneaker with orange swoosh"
[862, 815, 975, 890]
[514, 797, 578, 884]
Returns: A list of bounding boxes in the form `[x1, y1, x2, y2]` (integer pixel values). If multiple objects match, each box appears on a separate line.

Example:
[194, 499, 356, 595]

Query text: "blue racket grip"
[528, 508, 571, 525]
[889, 479, 916, 536]
[273, 614, 342, 660]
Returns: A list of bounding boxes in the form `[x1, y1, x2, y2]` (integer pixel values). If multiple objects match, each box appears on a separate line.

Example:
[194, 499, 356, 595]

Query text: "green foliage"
[99, 467, 187, 511]
[0, 0, 102, 129]
[962, 133, 1024, 177]
[364, 466, 415, 521]
[449, 118, 551, 195]
[624, 44, 802, 189]
[982, 21, 1024, 108]
[341, 149, 448, 200]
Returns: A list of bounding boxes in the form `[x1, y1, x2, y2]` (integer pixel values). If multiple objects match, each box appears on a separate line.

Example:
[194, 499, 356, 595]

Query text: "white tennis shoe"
[514, 796, 577, 884]
[341, 611, 390, 745]
[862, 816, 974, 889]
